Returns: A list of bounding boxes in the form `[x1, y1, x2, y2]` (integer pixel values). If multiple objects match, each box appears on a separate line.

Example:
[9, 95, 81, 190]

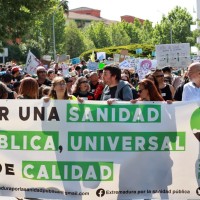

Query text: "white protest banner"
[59, 62, 69, 76]
[87, 62, 98, 71]
[57, 54, 70, 63]
[104, 60, 114, 65]
[42, 55, 51, 61]
[113, 54, 120, 63]
[0, 100, 200, 200]
[136, 59, 157, 80]
[25, 51, 42, 75]
[97, 52, 106, 61]
[156, 43, 191, 68]
[119, 60, 130, 69]
[119, 57, 138, 70]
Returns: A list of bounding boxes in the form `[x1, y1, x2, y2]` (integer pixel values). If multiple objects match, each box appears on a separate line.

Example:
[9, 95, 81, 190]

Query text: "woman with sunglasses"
[72, 76, 94, 100]
[131, 79, 164, 103]
[152, 69, 175, 101]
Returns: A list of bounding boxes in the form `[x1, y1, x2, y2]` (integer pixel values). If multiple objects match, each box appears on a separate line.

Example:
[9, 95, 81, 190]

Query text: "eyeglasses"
[80, 80, 88, 84]
[55, 83, 66, 87]
[38, 71, 46, 73]
[66, 80, 73, 83]
[155, 74, 164, 78]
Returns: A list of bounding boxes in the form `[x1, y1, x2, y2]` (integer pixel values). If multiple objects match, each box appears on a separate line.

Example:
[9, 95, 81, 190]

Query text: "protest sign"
[156, 43, 191, 68]
[0, 100, 200, 200]
[24, 51, 42, 75]
[98, 62, 106, 69]
[71, 57, 80, 65]
[119, 50, 128, 62]
[97, 52, 106, 61]
[57, 54, 70, 64]
[136, 59, 157, 80]
[113, 54, 120, 63]
[59, 62, 69, 76]
[87, 62, 99, 71]
[119, 60, 131, 69]
[136, 48, 143, 55]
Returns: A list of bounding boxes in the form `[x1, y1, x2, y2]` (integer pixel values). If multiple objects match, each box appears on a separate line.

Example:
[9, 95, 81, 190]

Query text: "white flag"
[25, 51, 42, 75]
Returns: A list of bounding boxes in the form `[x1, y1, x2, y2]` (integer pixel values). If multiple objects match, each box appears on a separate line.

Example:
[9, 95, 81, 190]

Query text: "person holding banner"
[89, 72, 104, 100]
[130, 79, 164, 103]
[0, 81, 17, 99]
[182, 62, 200, 101]
[101, 65, 133, 104]
[152, 69, 174, 101]
[48, 76, 76, 100]
[72, 76, 94, 100]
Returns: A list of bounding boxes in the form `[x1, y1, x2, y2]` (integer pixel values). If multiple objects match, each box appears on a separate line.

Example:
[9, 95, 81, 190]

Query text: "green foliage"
[84, 22, 112, 48]
[64, 21, 86, 57]
[139, 20, 154, 44]
[109, 22, 130, 46]
[121, 21, 140, 44]
[0, 1, 196, 63]
[80, 44, 155, 61]
[0, 0, 58, 42]
[153, 6, 193, 44]
[7, 45, 23, 63]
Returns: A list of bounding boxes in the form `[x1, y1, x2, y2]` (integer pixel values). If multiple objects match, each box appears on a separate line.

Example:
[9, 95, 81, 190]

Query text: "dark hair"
[139, 79, 164, 101]
[131, 72, 139, 78]
[122, 69, 131, 79]
[64, 75, 72, 83]
[0, 81, 10, 99]
[1, 73, 12, 83]
[75, 66, 81, 71]
[72, 76, 89, 94]
[162, 66, 171, 73]
[103, 65, 121, 81]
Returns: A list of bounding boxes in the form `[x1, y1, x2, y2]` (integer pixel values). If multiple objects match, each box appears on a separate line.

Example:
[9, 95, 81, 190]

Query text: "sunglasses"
[155, 74, 164, 78]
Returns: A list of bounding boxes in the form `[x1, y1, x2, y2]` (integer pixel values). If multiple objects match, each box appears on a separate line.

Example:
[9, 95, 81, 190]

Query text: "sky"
[68, 0, 197, 25]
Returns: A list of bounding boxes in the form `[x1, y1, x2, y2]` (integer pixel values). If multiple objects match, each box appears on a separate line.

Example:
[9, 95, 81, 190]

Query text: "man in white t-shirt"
[182, 62, 200, 101]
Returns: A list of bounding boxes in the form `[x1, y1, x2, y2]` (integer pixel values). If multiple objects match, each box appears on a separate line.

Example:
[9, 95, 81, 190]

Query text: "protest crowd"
[0, 58, 200, 103]
[0, 55, 200, 200]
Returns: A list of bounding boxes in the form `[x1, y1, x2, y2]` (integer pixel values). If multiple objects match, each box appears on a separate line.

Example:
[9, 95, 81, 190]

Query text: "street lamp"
[52, 0, 68, 61]
[169, 22, 172, 44]
[52, 13, 56, 61]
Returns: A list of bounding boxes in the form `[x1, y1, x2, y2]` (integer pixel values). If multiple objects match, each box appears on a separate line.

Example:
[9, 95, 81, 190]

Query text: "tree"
[121, 20, 141, 44]
[109, 22, 130, 46]
[85, 22, 111, 48]
[139, 20, 154, 44]
[153, 6, 193, 44]
[64, 21, 86, 58]
[0, 0, 58, 43]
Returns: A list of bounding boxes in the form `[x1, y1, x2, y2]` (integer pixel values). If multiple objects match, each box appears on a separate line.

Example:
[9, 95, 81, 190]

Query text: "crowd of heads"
[0, 60, 198, 102]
